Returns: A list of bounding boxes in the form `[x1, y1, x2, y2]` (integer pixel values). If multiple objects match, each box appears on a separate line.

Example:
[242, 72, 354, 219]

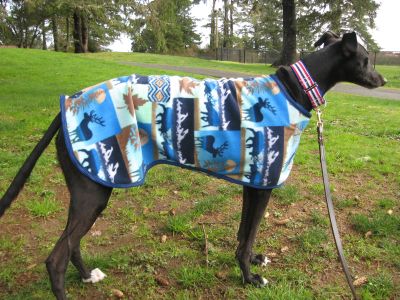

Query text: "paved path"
[121, 62, 400, 100]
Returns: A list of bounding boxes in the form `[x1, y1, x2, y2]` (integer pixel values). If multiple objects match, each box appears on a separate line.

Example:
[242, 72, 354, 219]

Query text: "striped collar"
[290, 60, 326, 109]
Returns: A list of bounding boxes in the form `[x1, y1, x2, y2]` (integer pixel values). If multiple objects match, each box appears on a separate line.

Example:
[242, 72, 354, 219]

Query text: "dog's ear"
[341, 32, 358, 57]
[314, 31, 339, 48]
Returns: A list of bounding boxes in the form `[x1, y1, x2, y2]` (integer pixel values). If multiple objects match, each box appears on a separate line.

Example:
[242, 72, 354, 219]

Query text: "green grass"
[84, 51, 276, 76]
[0, 48, 399, 299]
[174, 266, 216, 288]
[375, 65, 400, 89]
[351, 212, 400, 237]
[84, 51, 400, 88]
[24, 190, 62, 217]
[272, 184, 300, 205]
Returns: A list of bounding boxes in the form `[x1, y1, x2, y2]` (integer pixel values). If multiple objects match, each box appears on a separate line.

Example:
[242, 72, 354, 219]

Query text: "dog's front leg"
[236, 186, 271, 286]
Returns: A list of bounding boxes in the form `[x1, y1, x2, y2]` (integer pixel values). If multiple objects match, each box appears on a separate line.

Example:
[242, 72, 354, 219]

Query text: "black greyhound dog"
[0, 32, 386, 299]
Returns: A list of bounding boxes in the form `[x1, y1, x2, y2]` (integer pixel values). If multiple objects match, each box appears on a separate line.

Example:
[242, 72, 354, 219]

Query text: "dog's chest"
[61, 74, 310, 189]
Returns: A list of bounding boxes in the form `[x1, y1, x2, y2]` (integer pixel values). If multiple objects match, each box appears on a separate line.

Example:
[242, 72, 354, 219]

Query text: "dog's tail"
[0, 113, 61, 218]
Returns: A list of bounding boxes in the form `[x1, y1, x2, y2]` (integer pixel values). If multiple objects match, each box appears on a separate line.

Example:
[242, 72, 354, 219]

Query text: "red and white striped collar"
[290, 60, 326, 109]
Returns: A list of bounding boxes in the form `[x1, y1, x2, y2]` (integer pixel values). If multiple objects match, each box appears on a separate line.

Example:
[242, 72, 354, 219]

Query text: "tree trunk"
[274, 0, 297, 66]
[65, 17, 70, 52]
[210, 0, 217, 49]
[81, 14, 88, 53]
[29, 25, 39, 48]
[22, 28, 28, 48]
[229, 0, 234, 45]
[223, 0, 229, 47]
[52, 16, 59, 51]
[215, 9, 219, 49]
[73, 10, 83, 53]
[42, 20, 47, 50]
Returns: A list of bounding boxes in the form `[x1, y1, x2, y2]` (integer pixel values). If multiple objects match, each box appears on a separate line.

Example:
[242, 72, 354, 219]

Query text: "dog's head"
[316, 31, 386, 88]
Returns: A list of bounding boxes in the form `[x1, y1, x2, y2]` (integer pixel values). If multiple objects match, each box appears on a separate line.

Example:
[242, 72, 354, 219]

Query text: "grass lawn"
[84, 51, 277, 76]
[84, 51, 400, 89]
[0, 48, 399, 299]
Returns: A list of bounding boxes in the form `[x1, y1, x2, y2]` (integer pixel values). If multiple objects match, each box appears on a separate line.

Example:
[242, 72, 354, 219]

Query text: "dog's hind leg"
[237, 187, 271, 266]
[236, 186, 271, 286]
[45, 133, 112, 300]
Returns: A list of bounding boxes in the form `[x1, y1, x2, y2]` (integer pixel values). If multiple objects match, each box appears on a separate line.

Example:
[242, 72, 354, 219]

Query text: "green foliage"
[296, 0, 381, 50]
[351, 212, 400, 237]
[234, 0, 381, 52]
[376, 198, 396, 210]
[296, 227, 328, 252]
[0, 0, 133, 52]
[246, 280, 313, 300]
[130, 0, 200, 53]
[25, 191, 62, 217]
[272, 184, 300, 205]
[310, 209, 329, 227]
[174, 266, 215, 288]
[361, 272, 395, 300]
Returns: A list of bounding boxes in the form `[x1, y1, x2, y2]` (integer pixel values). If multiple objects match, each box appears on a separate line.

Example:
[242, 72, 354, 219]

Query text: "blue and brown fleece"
[61, 74, 311, 189]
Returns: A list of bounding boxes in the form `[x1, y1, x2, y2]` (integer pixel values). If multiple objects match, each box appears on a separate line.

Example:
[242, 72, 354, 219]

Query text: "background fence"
[198, 48, 281, 64]
[197, 47, 400, 66]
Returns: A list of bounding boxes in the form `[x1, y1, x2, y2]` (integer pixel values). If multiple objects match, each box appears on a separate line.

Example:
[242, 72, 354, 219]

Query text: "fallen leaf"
[169, 209, 176, 216]
[155, 275, 170, 286]
[365, 231, 372, 238]
[280, 246, 289, 253]
[216, 271, 227, 280]
[274, 218, 290, 225]
[27, 263, 37, 270]
[267, 252, 278, 258]
[91, 230, 102, 237]
[111, 288, 124, 298]
[160, 235, 167, 243]
[353, 276, 368, 287]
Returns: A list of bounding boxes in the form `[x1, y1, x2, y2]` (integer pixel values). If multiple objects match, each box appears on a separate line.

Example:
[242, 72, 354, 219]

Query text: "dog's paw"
[251, 254, 271, 267]
[245, 273, 269, 287]
[261, 276, 269, 286]
[82, 268, 107, 283]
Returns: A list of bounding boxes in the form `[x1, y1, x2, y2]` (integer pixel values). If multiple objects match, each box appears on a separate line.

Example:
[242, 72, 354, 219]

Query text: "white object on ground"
[82, 268, 107, 283]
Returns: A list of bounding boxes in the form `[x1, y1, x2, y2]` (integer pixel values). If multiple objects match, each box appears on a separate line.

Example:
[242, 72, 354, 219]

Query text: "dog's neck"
[275, 44, 341, 112]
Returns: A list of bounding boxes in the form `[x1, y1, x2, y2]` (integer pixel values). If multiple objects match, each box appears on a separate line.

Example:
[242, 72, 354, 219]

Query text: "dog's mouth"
[361, 74, 387, 89]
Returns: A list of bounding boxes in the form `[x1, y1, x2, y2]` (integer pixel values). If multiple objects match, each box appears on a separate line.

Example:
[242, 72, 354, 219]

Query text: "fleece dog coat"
[61, 74, 311, 189]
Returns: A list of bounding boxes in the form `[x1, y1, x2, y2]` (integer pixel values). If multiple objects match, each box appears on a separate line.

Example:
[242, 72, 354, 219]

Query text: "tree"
[130, 0, 200, 53]
[275, 0, 296, 65]
[0, 0, 47, 48]
[64, 1, 128, 53]
[296, 0, 380, 51]
[222, 0, 229, 47]
[320, 0, 380, 49]
[0, 0, 132, 52]
[209, 0, 218, 48]
[236, 0, 281, 50]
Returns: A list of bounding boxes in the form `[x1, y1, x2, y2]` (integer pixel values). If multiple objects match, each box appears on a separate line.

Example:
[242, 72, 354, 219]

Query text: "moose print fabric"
[61, 74, 311, 189]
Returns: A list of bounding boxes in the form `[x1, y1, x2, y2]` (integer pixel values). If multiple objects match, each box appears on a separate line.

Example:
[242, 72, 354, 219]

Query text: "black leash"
[315, 109, 359, 300]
